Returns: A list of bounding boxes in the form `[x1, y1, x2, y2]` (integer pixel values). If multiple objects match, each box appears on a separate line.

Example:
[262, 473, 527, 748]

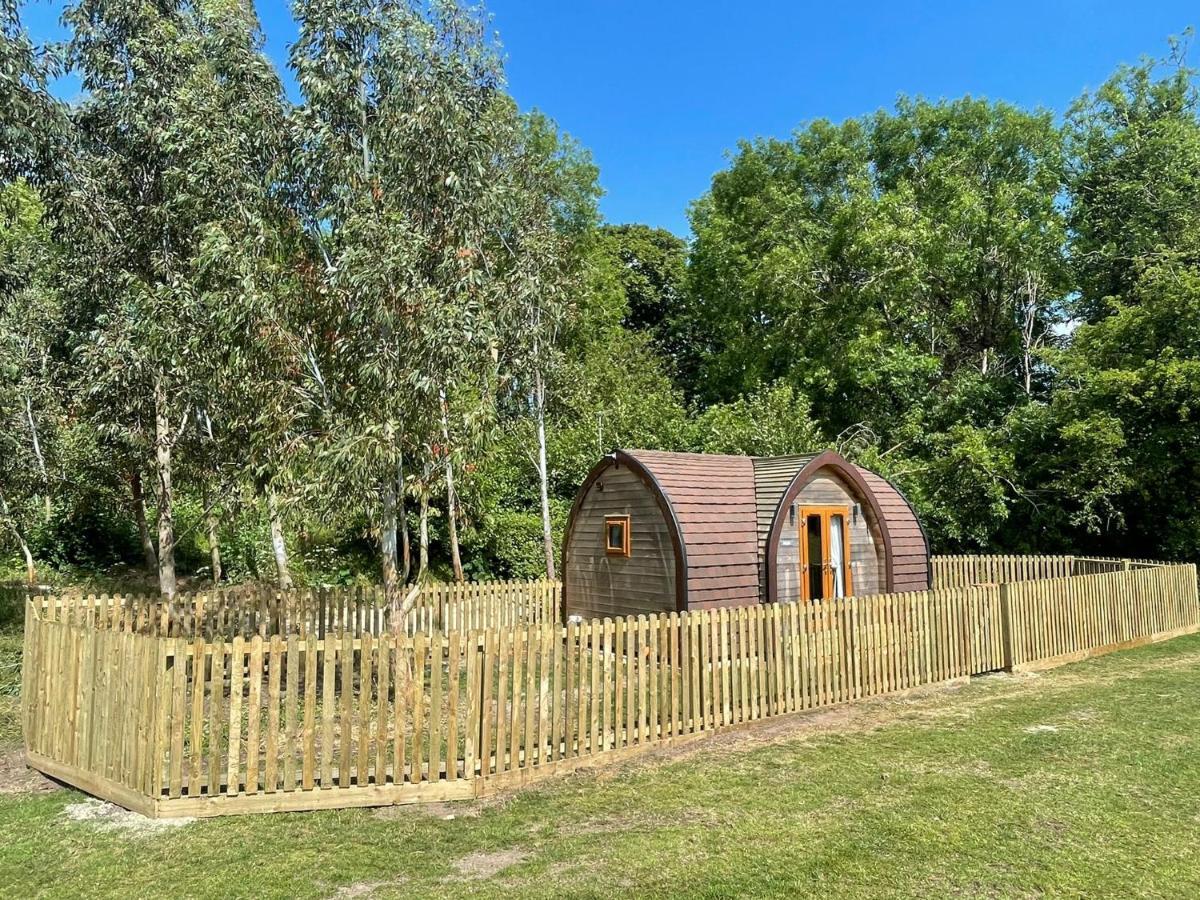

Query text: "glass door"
[798, 506, 852, 601]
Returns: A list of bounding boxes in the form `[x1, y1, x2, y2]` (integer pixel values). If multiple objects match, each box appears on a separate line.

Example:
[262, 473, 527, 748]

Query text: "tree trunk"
[380, 472, 399, 594]
[534, 369, 556, 580]
[153, 378, 177, 598]
[24, 395, 51, 522]
[267, 489, 294, 590]
[399, 479, 411, 584]
[130, 468, 158, 573]
[206, 506, 223, 584]
[440, 392, 464, 583]
[417, 483, 430, 582]
[445, 471, 464, 582]
[0, 492, 36, 584]
[19, 536, 35, 585]
[1021, 274, 1039, 397]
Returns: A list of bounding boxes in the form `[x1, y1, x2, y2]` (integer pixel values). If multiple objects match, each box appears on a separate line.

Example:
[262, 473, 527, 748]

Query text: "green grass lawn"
[2, 632, 1200, 898]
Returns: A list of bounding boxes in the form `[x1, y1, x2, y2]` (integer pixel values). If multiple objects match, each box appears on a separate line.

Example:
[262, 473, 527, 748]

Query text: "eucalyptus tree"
[290, 0, 566, 601]
[0, 181, 60, 582]
[1, 0, 66, 184]
[59, 0, 293, 596]
[0, 1, 65, 581]
[490, 112, 600, 579]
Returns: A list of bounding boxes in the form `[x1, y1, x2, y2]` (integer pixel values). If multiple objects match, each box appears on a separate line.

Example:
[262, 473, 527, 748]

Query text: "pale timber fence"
[22, 562, 1198, 818]
[9, 579, 559, 640]
[929, 554, 1169, 589]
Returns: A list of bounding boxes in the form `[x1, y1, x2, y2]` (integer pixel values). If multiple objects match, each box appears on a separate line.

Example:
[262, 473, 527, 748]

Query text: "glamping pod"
[562, 449, 930, 622]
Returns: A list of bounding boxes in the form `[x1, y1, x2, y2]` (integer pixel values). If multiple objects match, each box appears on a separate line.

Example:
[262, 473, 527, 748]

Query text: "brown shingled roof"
[855, 466, 931, 592]
[622, 450, 761, 609]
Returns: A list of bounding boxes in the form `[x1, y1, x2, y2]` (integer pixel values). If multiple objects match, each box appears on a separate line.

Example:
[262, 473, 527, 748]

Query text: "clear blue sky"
[23, 0, 1198, 236]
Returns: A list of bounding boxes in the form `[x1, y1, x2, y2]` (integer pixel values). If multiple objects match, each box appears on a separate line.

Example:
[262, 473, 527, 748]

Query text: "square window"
[605, 515, 631, 557]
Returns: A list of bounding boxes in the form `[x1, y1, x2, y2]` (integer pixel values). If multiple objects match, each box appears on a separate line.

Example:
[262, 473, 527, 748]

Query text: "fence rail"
[22, 561, 1198, 818]
[929, 554, 1169, 589]
[12, 579, 559, 640]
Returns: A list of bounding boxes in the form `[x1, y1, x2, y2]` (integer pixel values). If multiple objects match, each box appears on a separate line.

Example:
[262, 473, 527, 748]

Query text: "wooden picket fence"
[929, 554, 1168, 589]
[13, 579, 559, 640]
[1003, 564, 1199, 670]
[22, 561, 1198, 818]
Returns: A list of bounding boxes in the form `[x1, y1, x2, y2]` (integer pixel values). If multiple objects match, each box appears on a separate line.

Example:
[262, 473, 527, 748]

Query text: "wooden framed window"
[605, 515, 631, 557]
[798, 505, 852, 601]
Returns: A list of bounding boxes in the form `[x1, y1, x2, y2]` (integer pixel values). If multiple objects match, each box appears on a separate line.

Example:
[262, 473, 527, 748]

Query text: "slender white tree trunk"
[267, 489, 294, 590]
[153, 378, 177, 598]
[19, 537, 35, 585]
[206, 506, 223, 584]
[534, 368, 556, 580]
[130, 469, 158, 573]
[24, 396, 50, 522]
[0, 493, 36, 584]
[444, 471, 463, 582]
[380, 472, 399, 593]
[1021, 273, 1039, 397]
[439, 392, 464, 582]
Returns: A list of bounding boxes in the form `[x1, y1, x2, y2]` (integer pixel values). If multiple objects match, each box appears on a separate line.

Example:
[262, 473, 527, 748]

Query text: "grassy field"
[1, 630, 1199, 898]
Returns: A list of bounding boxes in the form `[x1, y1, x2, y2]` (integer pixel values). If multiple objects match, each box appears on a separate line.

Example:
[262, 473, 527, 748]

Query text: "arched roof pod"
[761, 451, 895, 602]
[562, 448, 931, 620]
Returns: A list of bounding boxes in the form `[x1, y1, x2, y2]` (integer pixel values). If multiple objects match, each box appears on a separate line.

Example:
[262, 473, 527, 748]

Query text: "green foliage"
[2, 4, 1199, 585]
[687, 95, 1066, 428]
[1067, 42, 1200, 319]
[465, 505, 564, 581]
[696, 382, 824, 456]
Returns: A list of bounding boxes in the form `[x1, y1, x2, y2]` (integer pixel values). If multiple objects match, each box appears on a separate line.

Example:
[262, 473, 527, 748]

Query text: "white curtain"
[830, 515, 846, 597]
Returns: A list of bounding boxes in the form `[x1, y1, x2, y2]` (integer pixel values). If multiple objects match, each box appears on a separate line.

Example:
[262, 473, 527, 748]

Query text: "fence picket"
[19, 561, 1198, 818]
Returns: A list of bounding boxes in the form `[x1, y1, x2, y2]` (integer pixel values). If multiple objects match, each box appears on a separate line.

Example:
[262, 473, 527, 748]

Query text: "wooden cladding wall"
[563, 463, 677, 621]
[774, 472, 886, 602]
[22, 563, 1199, 818]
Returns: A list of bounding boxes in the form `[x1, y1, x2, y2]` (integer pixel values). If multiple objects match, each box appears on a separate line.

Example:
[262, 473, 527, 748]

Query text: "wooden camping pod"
[562, 449, 931, 622]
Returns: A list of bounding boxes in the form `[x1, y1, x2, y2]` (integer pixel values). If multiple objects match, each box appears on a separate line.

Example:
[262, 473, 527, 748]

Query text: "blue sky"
[23, 0, 1199, 236]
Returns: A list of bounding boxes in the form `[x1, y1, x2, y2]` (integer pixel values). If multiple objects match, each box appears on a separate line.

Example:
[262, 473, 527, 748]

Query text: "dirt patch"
[328, 878, 407, 899]
[0, 749, 62, 795]
[451, 849, 529, 880]
[63, 799, 195, 835]
[1024, 724, 1061, 734]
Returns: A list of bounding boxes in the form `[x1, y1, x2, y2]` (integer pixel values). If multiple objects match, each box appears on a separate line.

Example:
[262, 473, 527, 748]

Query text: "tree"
[0, 2, 64, 582]
[60, 0, 291, 596]
[593, 224, 689, 372]
[491, 112, 600, 580]
[1029, 45, 1200, 560]
[1067, 40, 1200, 323]
[688, 98, 1067, 425]
[0, 182, 61, 581]
[290, 0, 591, 600]
[0, 0, 66, 184]
[697, 382, 824, 457]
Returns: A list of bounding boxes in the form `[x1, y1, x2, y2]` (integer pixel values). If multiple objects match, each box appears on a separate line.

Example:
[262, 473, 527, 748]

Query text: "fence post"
[998, 582, 1015, 672]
